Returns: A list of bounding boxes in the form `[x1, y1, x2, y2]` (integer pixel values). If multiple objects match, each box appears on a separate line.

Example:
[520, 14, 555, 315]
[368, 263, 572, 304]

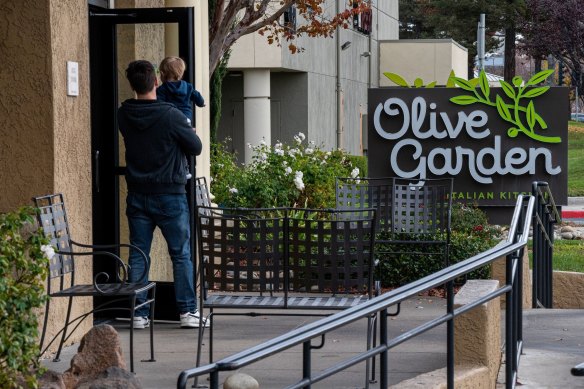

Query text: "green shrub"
[0, 207, 50, 389]
[211, 134, 367, 209]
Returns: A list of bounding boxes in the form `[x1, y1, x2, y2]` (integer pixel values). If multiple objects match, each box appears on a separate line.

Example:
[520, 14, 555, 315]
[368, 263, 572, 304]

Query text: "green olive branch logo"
[383, 69, 560, 144]
[382, 72, 437, 88]
[449, 69, 560, 144]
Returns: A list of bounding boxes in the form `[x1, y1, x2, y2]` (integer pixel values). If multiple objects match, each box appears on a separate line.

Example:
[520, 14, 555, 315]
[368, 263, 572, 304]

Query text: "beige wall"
[0, 0, 93, 351]
[0, 1, 54, 210]
[228, 33, 283, 69]
[379, 39, 468, 86]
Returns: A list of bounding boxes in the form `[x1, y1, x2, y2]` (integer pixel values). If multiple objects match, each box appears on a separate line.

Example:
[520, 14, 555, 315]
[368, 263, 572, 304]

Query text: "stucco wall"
[0, 0, 93, 352]
[48, 0, 93, 347]
[0, 1, 53, 211]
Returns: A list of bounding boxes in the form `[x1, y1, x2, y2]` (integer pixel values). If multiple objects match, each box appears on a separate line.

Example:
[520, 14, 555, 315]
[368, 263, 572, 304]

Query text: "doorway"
[88, 5, 195, 320]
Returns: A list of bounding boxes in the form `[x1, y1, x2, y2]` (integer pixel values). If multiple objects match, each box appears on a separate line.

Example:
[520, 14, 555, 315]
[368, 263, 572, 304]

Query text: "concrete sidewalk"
[42, 297, 584, 388]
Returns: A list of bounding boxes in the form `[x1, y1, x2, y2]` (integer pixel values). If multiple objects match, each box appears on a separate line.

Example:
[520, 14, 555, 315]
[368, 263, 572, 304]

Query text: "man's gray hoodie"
[117, 99, 202, 194]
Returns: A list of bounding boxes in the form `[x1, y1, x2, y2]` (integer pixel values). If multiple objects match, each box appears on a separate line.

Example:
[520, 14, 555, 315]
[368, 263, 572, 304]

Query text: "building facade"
[216, 0, 399, 160]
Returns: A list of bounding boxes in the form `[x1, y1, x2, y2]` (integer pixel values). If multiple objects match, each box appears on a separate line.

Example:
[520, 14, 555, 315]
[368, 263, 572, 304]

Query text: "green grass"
[529, 239, 584, 272]
[569, 121, 584, 196]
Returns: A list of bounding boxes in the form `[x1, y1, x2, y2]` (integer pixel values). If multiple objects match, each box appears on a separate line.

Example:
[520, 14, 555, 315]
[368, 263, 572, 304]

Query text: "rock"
[61, 325, 127, 389]
[561, 226, 576, 233]
[561, 232, 575, 240]
[75, 366, 142, 389]
[223, 373, 259, 389]
[38, 370, 65, 389]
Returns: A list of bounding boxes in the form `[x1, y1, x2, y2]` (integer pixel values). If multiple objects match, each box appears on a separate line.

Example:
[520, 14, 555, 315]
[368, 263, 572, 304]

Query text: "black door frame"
[88, 5, 195, 320]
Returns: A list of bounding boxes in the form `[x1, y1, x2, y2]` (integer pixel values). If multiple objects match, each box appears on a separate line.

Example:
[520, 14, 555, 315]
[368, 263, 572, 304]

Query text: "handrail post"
[210, 371, 219, 389]
[446, 280, 454, 389]
[302, 340, 311, 389]
[505, 250, 514, 388]
[380, 308, 388, 388]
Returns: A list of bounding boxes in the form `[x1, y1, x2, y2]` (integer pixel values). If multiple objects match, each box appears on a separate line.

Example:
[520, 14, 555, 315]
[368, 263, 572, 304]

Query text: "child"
[157, 56, 205, 179]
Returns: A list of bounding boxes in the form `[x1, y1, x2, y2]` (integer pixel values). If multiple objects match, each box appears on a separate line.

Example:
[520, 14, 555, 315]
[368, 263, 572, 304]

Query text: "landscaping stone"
[75, 366, 142, 389]
[223, 373, 259, 389]
[61, 324, 127, 389]
[38, 369, 66, 389]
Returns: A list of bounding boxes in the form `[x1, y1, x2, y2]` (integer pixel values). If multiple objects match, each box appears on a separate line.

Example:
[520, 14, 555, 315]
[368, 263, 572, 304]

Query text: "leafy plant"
[211, 134, 367, 209]
[0, 207, 51, 389]
[449, 69, 561, 144]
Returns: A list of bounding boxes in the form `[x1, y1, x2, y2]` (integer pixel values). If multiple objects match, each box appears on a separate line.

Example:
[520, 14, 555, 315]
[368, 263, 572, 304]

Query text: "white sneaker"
[180, 311, 209, 328]
[133, 316, 150, 329]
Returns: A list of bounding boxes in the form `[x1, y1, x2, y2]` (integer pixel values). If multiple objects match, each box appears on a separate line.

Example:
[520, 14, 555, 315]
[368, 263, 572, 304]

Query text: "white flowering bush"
[211, 134, 367, 209]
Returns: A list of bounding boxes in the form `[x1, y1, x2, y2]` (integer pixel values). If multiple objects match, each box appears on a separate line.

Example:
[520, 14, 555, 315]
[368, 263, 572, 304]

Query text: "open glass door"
[89, 5, 195, 320]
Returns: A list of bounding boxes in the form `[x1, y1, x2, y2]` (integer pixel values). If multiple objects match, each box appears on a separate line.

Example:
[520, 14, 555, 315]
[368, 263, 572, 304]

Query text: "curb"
[562, 210, 584, 219]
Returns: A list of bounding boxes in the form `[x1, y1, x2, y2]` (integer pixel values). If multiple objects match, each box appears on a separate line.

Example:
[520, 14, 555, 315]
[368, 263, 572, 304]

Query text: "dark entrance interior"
[88, 5, 195, 321]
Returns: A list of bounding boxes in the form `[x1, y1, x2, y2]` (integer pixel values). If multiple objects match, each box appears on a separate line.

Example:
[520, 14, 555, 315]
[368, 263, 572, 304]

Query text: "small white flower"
[229, 187, 238, 194]
[351, 167, 360, 179]
[260, 152, 268, 161]
[41, 244, 55, 260]
[298, 132, 306, 141]
[275, 142, 283, 149]
[294, 135, 301, 144]
[282, 161, 288, 167]
[247, 143, 252, 149]
[305, 148, 314, 155]
[284, 166, 292, 175]
[293, 171, 305, 191]
[274, 148, 285, 156]
[260, 139, 267, 145]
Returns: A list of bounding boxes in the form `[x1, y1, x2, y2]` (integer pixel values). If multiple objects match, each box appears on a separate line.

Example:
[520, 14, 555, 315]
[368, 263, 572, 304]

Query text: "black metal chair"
[389, 177, 453, 275]
[195, 206, 378, 385]
[34, 193, 156, 372]
[195, 176, 213, 209]
[336, 177, 453, 283]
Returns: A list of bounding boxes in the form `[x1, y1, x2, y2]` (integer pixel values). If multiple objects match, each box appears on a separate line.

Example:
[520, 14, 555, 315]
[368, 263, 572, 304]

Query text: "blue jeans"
[126, 192, 196, 317]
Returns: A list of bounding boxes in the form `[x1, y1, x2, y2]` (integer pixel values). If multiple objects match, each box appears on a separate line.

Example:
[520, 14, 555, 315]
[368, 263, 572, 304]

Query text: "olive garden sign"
[368, 70, 568, 219]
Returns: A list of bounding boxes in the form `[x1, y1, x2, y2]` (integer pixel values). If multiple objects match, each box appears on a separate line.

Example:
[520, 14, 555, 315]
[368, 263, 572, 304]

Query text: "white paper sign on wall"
[67, 61, 79, 97]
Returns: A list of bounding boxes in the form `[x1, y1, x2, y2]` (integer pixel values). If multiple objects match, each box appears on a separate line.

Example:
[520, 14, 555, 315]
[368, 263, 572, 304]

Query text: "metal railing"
[178, 195, 534, 389]
[531, 182, 561, 308]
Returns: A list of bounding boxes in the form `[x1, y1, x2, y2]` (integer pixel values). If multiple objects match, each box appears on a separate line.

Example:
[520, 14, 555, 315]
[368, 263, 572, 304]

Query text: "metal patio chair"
[34, 193, 156, 372]
[336, 177, 453, 284]
[194, 206, 378, 386]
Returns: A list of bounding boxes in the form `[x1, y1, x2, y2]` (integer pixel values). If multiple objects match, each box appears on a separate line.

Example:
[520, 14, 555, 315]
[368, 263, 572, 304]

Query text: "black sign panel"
[368, 87, 569, 206]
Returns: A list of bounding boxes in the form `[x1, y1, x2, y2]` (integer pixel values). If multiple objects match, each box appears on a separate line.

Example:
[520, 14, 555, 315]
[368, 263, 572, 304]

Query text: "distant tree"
[208, 0, 370, 74]
[520, 0, 583, 105]
[398, 0, 525, 79]
[398, 0, 436, 39]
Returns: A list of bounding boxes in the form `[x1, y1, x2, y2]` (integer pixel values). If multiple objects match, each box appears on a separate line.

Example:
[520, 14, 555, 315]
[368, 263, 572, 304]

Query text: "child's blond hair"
[159, 56, 185, 82]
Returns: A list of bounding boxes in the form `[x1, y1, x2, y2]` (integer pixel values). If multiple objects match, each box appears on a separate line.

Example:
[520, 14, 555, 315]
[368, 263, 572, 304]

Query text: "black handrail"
[178, 195, 534, 389]
[531, 181, 561, 308]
